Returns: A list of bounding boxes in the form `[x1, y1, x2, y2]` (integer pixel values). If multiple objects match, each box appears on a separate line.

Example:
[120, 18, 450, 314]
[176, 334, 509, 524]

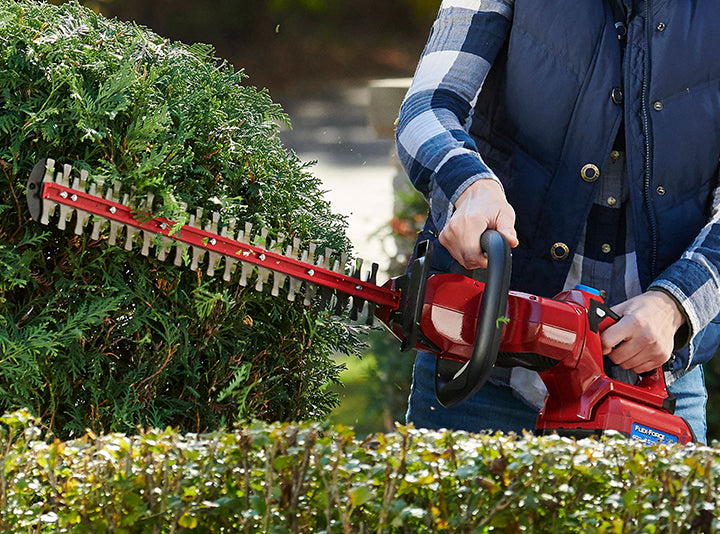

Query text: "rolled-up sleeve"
[396, 0, 513, 231]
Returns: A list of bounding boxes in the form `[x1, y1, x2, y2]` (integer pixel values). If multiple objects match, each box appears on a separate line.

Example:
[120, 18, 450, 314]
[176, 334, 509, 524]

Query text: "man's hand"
[439, 179, 519, 269]
[601, 291, 686, 374]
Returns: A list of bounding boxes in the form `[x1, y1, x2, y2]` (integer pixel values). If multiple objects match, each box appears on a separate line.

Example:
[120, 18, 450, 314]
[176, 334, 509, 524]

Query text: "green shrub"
[0, 410, 717, 533]
[0, 0, 362, 438]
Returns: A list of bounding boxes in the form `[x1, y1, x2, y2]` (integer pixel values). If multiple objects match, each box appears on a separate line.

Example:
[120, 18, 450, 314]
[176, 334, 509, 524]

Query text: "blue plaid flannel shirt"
[396, 0, 720, 385]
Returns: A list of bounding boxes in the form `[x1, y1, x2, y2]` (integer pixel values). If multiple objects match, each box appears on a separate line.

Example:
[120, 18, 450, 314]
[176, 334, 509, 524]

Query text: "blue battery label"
[631, 423, 679, 445]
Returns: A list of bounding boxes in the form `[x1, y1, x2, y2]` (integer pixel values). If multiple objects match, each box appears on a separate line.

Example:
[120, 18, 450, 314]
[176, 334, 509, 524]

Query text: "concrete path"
[275, 81, 399, 276]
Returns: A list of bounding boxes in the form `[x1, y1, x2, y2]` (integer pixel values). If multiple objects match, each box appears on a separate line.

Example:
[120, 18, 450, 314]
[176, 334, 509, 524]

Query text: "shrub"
[0, 410, 718, 533]
[0, 0, 362, 438]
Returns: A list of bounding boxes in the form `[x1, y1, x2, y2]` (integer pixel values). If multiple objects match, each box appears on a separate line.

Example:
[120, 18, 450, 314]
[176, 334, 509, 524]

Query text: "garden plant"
[0, 0, 361, 439]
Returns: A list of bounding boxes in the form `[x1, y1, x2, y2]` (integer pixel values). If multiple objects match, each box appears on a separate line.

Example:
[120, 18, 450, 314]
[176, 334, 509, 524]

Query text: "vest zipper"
[640, 0, 658, 279]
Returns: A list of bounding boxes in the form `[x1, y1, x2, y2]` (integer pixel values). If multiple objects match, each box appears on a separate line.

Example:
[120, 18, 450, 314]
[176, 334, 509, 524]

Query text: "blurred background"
[53, 0, 440, 91]
[47, 0, 720, 442]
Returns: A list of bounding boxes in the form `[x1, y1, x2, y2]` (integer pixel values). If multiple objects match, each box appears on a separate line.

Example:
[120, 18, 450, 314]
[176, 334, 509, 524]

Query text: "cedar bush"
[0, 0, 362, 438]
[0, 410, 718, 533]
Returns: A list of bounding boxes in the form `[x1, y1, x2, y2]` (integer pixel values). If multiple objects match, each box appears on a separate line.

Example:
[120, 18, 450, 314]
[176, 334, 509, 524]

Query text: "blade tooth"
[352, 258, 363, 277]
[189, 208, 205, 271]
[319, 247, 333, 270]
[39, 159, 57, 225]
[254, 262, 271, 291]
[173, 241, 185, 266]
[253, 228, 271, 291]
[301, 284, 315, 306]
[61, 164, 72, 186]
[235, 221, 254, 283]
[255, 227, 269, 247]
[349, 258, 364, 321]
[334, 291, 350, 316]
[238, 260, 254, 287]
[270, 234, 286, 297]
[238, 222, 253, 244]
[332, 253, 348, 274]
[318, 248, 336, 308]
[156, 234, 172, 261]
[301, 243, 321, 305]
[111, 181, 121, 202]
[222, 218, 238, 282]
[122, 192, 140, 251]
[156, 236, 171, 261]
[108, 183, 123, 246]
[286, 238, 302, 302]
[73, 170, 91, 236]
[364, 263, 380, 325]
[319, 286, 334, 310]
[304, 242, 316, 265]
[172, 201, 188, 266]
[56, 168, 74, 231]
[80, 169, 89, 188]
[205, 211, 222, 277]
[140, 192, 155, 256]
[90, 178, 106, 240]
[331, 252, 350, 315]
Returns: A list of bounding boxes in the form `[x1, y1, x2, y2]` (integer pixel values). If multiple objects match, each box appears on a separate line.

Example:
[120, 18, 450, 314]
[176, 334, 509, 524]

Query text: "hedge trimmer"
[26, 158, 695, 445]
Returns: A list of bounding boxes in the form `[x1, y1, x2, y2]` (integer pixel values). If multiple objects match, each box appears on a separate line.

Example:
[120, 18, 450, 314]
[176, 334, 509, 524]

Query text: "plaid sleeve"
[649, 183, 720, 368]
[395, 0, 514, 231]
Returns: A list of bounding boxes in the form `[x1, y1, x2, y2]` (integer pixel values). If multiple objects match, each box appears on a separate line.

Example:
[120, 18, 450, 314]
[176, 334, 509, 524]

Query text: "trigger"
[588, 299, 621, 333]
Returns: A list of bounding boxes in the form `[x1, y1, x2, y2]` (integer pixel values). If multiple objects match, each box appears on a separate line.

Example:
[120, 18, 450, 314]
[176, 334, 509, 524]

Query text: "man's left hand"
[600, 291, 686, 374]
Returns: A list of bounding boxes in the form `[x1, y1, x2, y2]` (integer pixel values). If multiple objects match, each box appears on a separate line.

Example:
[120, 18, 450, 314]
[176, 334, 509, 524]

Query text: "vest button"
[615, 21, 627, 39]
[611, 87, 624, 105]
[607, 196, 617, 206]
[610, 150, 621, 161]
[550, 242, 570, 261]
[580, 163, 600, 182]
[601, 243, 612, 254]
[653, 101, 664, 111]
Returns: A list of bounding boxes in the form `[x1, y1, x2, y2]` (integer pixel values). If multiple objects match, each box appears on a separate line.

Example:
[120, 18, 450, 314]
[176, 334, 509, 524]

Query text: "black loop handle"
[435, 230, 512, 408]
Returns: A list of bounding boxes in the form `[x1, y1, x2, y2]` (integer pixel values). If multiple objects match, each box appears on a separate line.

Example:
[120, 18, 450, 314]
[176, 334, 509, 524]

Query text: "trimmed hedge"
[1, 410, 717, 533]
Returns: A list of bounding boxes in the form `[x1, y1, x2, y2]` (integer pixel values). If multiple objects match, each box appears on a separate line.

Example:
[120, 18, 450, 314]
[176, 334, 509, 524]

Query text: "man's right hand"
[438, 179, 519, 269]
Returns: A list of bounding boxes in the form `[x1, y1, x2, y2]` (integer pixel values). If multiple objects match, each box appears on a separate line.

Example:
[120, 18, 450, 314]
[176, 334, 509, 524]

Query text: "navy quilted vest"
[448, 0, 720, 298]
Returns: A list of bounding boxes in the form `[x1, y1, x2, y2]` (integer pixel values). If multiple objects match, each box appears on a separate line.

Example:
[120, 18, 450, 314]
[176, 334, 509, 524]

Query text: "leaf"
[348, 485, 373, 508]
[178, 512, 198, 529]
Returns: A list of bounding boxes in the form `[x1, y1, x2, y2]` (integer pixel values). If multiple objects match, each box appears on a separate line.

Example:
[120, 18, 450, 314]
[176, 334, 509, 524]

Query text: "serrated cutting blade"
[25, 158, 401, 321]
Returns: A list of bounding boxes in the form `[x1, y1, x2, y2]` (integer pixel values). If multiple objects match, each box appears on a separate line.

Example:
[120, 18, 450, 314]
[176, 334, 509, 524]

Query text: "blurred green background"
[46, 0, 720, 442]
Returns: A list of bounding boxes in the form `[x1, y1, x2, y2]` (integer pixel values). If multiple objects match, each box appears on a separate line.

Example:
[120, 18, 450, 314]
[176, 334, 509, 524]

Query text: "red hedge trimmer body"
[27, 158, 694, 445]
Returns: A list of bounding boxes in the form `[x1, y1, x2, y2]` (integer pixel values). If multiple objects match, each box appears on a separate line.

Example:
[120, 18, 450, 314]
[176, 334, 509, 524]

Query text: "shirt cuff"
[646, 286, 691, 350]
[432, 173, 503, 232]
[649, 257, 720, 367]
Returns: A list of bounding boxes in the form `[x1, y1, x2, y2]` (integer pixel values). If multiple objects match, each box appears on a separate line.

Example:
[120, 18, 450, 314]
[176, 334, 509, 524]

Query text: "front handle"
[435, 230, 512, 407]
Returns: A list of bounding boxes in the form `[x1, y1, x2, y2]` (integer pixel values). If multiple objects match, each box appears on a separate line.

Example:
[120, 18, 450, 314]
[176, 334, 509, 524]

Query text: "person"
[396, 0, 720, 444]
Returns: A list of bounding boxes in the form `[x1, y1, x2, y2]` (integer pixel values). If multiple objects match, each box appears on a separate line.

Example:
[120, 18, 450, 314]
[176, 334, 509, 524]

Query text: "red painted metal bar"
[41, 181, 401, 310]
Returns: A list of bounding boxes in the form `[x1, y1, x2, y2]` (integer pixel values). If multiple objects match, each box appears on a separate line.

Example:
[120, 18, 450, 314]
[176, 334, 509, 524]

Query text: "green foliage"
[0, 0, 362, 438]
[1, 410, 718, 533]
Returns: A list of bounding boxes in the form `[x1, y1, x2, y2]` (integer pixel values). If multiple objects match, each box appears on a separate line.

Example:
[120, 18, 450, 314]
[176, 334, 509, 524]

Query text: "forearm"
[648, 184, 720, 366]
[396, 0, 513, 230]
